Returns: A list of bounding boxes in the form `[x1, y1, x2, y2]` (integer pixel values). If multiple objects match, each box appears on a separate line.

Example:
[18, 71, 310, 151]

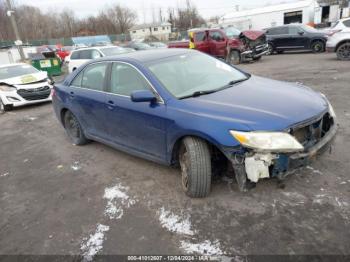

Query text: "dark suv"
[265, 24, 327, 54]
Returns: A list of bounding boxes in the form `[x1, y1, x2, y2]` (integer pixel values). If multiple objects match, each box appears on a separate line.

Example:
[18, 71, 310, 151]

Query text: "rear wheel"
[227, 50, 241, 65]
[311, 41, 325, 53]
[63, 110, 88, 145]
[179, 137, 211, 198]
[336, 42, 350, 61]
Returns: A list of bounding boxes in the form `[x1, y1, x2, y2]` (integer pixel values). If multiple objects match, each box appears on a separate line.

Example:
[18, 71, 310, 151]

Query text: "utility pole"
[6, 0, 25, 61]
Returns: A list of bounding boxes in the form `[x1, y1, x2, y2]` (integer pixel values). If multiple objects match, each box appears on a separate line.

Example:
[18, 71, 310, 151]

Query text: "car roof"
[96, 48, 192, 64]
[0, 63, 27, 69]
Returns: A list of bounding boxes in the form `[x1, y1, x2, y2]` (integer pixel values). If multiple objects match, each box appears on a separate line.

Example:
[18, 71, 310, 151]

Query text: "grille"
[17, 86, 51, 101]
[290, 112, 334, 149]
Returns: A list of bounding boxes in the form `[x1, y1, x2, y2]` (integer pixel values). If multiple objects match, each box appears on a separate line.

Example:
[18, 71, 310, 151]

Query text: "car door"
[208, 30, 227, 58]
[68, 62, 109, 139]
[104, 62, 168, 160]
[193, 31, 210, 53]
[272, 26, 290, 49]
[287, 26, 309, 49]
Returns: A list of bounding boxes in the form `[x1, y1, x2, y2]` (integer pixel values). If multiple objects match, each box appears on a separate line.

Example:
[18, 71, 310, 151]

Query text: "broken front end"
[222, 107, 337, 191]
[239, 31, 269, 61]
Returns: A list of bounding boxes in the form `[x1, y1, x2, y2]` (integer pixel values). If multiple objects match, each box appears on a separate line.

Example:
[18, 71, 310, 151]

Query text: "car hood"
[240, 30, 265, 41]
[0, 71, 48, 87]
[179, 76, 328, 131]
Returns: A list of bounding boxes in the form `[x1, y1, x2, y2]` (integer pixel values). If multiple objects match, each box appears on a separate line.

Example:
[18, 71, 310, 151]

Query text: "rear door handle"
[107, 100, 115, 110]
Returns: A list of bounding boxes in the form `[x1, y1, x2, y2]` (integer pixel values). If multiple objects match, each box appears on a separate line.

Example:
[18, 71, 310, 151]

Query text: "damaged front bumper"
[222, 121, 337, 191]
[241, 44, 269, 59]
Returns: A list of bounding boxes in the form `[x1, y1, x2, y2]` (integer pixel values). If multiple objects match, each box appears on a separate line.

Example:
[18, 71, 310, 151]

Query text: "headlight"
[0, 84, 15, 91]
[230, 130, 304, 152]
[320, 93, 336, 118]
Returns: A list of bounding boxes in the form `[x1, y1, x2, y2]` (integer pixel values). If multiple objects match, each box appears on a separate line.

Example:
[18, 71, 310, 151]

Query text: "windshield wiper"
[179, 77, 250, 100]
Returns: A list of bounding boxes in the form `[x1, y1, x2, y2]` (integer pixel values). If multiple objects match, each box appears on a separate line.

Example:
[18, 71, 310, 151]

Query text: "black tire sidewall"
[229, 50, 240, 65]
[312, 41, 325, 53]
[63, 111, 87, 145]
[179, 137, 211, 198]
[337, 43, 350, 60]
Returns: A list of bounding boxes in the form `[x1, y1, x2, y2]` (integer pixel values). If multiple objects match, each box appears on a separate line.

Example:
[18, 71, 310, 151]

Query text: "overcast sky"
[17, 0, 297, 22]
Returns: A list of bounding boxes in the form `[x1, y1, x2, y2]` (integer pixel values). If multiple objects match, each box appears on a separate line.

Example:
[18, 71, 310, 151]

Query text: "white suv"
[66, 46, 131, 73]
[326, 29, 350, 60]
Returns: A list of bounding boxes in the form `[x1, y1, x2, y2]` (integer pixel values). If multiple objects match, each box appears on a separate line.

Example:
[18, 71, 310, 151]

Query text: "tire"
[179, 137, 212, 198]
[336, 42, 350, 61]
[266, 43, 274, 55]
[253, 56, 262, 61]
[63, 110, 88, 145]
[311, 41, 325, 53]
[227, 50, 241, 65]
[0, 98, 11, 114]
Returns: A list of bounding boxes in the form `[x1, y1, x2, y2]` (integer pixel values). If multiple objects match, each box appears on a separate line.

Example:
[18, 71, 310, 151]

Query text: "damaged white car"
[0, 63, 53, 113]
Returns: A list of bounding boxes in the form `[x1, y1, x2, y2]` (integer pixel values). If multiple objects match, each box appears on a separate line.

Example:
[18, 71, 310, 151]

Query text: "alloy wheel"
[337, 43, 350, 60]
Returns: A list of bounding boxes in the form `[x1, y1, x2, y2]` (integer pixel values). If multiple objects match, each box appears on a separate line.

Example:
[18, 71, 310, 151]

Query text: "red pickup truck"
[168, 27, 268, 65]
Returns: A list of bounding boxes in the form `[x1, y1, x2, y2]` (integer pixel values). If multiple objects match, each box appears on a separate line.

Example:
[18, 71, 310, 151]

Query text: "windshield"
[0, 64, 38, 80]
[224, 27, 241, 38]
[101, 47, 129, 56]
[147, 52, 248, 99]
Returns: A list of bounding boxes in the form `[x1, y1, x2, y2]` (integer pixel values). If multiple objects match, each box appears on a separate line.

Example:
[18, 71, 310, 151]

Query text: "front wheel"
[266, 43, 274, 55]
[227, 50, 241, 65]
[336, 42, 350, 60]
[179, 137, 212, 198]
[311, 41, 325, 53]
[252, 56, 262, 61]
[63, 111, 88, 145]
[0, 98, 11, 114]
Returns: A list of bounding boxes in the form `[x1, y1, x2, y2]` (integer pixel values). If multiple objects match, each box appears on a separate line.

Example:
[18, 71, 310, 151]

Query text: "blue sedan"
[52, 49, 337, 197]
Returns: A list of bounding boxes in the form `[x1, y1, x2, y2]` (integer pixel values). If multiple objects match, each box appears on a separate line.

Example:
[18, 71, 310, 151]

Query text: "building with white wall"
[129, 22, 172, 41]
[219, 0, 320, 30]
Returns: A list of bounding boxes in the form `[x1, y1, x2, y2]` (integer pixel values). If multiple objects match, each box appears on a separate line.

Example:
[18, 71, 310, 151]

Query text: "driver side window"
[109, 63, 150, 96]
[209, 31, 224, 41]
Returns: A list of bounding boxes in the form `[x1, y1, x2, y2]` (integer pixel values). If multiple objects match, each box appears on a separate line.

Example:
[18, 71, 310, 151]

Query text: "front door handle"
[69, 91, 75, 98]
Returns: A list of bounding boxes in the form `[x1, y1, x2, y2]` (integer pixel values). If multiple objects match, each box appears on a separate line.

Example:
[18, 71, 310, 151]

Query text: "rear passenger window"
[79, 63, 108, 91]
[267, 27, 288, 35]
[194, 32, 206, 42]
[70, 51, 80, 60]
[109, 63, 150, 96]
[288, 27, 299, 35]
[79, 50, 92, 59]
[71, 72, 83, 86]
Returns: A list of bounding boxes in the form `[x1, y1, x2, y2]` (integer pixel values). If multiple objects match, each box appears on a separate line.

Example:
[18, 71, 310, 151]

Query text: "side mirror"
[131, 90, 157, 103]
[298, 31, 304, 35]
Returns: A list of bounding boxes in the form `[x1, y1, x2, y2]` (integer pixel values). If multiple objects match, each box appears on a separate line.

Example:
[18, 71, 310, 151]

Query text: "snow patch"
[1, 172, 10, 177]
[306, 166, 323, 175]
[71, 161, 81, 171]
[103, 184, 136, 219]
[180, 240, 223, 255]
[28, 116, 37, 121]
[81, 223, 110, 261]
[158, 207, 195, 236]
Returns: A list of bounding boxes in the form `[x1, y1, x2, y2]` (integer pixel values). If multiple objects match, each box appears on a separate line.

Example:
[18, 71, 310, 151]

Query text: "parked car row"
[168, 27, 268, 65]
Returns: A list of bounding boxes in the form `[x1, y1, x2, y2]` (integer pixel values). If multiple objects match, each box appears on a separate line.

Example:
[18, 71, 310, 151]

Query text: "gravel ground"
[0, 52, 349, 259]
